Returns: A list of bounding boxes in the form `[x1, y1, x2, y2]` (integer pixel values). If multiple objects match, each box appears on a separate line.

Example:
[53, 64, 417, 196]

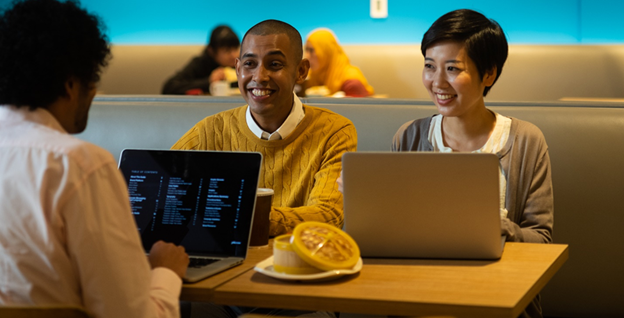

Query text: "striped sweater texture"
[172, 104, 357, 236]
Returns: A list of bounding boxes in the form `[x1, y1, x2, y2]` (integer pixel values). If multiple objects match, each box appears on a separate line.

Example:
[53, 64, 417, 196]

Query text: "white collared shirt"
[246, 93, 305, 140]
[0, 105, 181, 317]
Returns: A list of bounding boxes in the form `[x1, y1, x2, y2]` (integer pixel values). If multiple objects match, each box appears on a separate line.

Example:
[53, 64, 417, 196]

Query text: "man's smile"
[250, 88, 274, 97]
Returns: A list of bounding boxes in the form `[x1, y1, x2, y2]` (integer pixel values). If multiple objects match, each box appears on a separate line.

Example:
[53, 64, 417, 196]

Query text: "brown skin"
[208, 46, 240, 83]
[236, 33, 309, 133]
[208, 46, 239, 68]
[46, 77, 190, 279]
[148, 240, 190, 279]
[304, 41, 319, 71]
[46, 77, 96, 134]
[209, 67, 227, 83]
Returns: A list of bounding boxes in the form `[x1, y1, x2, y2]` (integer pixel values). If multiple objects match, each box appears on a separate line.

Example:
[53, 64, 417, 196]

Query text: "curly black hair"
[0, 0, 111, 109]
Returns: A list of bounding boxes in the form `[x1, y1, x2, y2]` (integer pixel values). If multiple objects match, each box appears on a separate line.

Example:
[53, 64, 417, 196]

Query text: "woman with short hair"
[392, 9, 554, 318]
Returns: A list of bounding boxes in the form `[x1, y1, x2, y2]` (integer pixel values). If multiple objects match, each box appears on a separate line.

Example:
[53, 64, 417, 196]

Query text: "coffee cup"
[209, 80, 230, 96]
[249, 188, 273, 247]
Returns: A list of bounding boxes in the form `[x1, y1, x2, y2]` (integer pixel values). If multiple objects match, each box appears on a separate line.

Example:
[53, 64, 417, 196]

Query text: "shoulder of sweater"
[509, 117, 548, 144]
[197, 105, 246, 125]
[302, 104, 354, 125]
[196, 51, 218, 65]
[181, 52, 219, 76]
[396, 115, 434, 135]
[498, 117, 549, 160]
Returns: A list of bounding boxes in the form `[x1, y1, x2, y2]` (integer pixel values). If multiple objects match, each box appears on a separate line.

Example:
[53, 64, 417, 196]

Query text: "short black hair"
[0, 0, 110, 109]
[241, 19, 303, 62]
[208, 25, 240, 51]
[421, 9, 508, 96]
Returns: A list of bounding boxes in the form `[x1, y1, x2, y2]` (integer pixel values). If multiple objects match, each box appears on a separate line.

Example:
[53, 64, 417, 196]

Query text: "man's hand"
[148, 240, 189, 279]
[209, 67, 226, 83]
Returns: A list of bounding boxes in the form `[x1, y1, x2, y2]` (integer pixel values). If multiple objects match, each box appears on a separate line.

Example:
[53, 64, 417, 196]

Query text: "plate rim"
[254, 256, 363, 281]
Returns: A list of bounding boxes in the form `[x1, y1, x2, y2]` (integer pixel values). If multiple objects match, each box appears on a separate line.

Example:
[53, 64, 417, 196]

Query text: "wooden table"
[207, 243, 568, 318]
[181, 244, 273, 302]
[560, 97, 624, 103]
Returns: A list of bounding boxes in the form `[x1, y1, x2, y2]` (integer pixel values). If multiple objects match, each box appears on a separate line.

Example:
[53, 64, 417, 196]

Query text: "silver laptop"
[342, 152, 504, 260]
[118, 149, 262, 282]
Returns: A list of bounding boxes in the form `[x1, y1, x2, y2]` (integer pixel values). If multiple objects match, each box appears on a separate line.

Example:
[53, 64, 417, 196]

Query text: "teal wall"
[2, 0, 623, 44]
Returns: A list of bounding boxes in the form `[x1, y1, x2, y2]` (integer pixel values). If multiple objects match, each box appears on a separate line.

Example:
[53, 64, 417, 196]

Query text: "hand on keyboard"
[148, 240, 190, 279]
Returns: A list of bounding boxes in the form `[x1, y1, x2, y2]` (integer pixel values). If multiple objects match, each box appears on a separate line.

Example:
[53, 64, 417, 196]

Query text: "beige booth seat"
[78, 95, 624, 318]
[99, 45, 624, 101]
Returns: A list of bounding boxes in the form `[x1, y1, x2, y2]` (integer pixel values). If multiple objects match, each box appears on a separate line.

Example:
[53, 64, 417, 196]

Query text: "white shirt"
[0, 106, 181, 318]
[428, 112, 512, 218]
[245, 93, 305, 140]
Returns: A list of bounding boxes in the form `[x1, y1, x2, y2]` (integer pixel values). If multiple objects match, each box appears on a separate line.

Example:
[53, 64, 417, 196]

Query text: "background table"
[209, 243, 568, 318]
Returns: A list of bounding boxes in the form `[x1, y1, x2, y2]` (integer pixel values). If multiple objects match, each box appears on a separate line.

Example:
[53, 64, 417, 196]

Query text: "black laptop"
[118, 149, 262, 282]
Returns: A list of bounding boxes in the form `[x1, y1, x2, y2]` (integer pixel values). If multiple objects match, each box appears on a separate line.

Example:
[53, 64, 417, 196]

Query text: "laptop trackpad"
[184, 257, 243, 283]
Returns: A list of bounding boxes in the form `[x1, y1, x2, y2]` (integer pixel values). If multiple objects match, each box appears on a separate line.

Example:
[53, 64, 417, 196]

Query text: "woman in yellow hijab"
[304, 29, 374, 97]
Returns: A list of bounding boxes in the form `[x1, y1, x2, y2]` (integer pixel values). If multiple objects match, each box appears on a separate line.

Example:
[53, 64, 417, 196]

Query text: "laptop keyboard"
[189, 257, 219, 268]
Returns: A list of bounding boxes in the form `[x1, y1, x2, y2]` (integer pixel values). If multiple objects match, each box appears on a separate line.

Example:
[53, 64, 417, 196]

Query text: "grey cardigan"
[392, 115, 554, 243]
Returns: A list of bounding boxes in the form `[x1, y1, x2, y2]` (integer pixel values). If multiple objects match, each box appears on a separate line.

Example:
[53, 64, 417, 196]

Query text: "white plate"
[254, 256, 363, 282]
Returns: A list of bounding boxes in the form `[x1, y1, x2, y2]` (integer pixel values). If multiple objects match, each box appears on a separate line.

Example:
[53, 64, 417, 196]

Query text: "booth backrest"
[99, 45, 624, 101]
[79, 95, 624, 318]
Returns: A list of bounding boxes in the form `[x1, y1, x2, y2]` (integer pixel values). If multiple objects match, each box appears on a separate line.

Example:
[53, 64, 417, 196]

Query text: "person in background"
[0, 0, 189, 317]
[302, 28, 374, 97]
[162, 25, 239, 95]
[172, 19, 357, 238]
[392, 9, 552, 318]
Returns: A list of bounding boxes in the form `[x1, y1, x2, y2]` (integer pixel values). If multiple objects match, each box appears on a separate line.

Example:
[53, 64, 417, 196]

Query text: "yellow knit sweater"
[172, 104, 357, 236]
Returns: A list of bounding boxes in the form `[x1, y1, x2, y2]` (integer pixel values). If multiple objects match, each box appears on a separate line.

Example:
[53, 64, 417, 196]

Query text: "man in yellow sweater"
[172, 19, 357, 237]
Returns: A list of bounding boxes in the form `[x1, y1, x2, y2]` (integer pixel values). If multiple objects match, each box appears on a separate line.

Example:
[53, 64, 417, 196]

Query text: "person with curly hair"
[0, 0, 189, 317]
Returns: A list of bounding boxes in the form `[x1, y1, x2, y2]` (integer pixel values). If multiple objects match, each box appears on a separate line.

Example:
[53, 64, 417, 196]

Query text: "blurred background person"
[162, 25, 239, 95]
[302, 28, 374, 97]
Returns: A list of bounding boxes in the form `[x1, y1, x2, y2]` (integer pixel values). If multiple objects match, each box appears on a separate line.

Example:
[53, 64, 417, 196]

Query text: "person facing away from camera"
[0, 0, 189, 316]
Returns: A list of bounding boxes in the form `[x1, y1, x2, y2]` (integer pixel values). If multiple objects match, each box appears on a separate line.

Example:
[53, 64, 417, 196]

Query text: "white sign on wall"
[370, 0, 388, 19]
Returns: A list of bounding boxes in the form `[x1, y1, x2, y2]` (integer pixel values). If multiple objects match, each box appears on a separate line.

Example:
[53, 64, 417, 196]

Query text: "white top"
[428, 112, 512, 218]
[245, 93, 305, 140]
[0, 106, 181, 318]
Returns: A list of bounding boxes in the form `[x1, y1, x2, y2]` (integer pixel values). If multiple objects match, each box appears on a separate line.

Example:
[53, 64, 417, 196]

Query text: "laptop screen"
[118, 149, 262, 257]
